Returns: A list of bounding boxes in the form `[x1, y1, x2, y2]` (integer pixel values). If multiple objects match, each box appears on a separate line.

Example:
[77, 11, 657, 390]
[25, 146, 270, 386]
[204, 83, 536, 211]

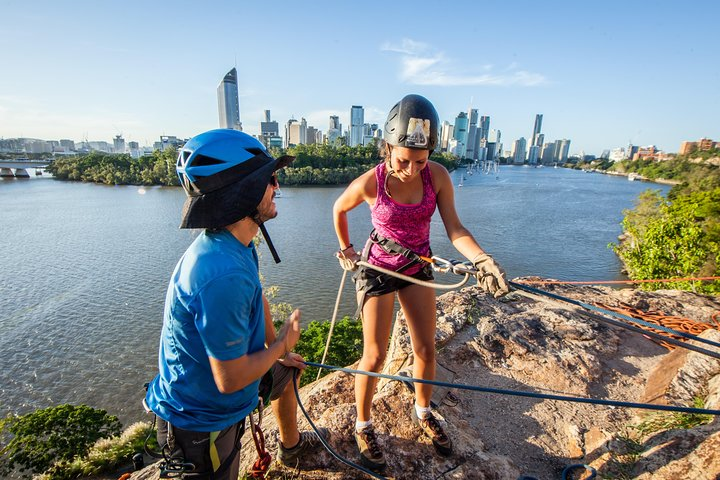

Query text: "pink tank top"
[367, 162, 437, 273]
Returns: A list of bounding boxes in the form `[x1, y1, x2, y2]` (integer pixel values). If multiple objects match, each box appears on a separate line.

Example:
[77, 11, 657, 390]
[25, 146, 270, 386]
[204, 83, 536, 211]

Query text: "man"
[145, 129, 325, 479]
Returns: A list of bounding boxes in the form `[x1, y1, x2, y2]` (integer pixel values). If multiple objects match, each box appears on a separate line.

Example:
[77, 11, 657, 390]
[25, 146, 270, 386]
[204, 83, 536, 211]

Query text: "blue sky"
[1, 0, 718, 155]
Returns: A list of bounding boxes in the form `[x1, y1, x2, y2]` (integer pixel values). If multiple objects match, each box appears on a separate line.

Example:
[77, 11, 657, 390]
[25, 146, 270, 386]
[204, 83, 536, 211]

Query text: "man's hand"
[278, 351, 306, 370]
[276, 309, 301, 356]
[472, 253, 510, 298]
[336, 247, 360, 271]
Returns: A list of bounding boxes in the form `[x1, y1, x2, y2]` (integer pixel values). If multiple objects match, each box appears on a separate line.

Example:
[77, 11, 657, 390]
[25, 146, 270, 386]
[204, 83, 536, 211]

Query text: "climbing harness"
[248, 397, 272, 478]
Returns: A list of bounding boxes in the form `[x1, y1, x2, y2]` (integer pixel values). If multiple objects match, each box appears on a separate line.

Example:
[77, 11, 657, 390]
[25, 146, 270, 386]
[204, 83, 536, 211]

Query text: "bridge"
[0, 159, 50, 178]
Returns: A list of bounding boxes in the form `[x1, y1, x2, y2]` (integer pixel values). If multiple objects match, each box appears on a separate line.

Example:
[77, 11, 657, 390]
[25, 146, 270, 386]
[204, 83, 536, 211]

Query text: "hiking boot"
[411, 408, 453, 456]
[354, 425, 386, 471]
[277, 427, 328, 467]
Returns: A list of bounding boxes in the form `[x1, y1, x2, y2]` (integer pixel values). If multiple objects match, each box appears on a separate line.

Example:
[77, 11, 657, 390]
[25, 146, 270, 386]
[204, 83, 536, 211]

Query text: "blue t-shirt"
[145, 230, 266, 432]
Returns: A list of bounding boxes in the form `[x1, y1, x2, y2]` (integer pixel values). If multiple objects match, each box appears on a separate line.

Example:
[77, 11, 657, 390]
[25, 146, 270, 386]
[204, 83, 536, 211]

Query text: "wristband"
[341, 244, 354, 253]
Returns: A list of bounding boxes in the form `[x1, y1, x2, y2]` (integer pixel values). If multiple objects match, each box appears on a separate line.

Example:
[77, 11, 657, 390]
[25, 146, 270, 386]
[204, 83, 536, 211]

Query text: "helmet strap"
[252, 211, 281, 263]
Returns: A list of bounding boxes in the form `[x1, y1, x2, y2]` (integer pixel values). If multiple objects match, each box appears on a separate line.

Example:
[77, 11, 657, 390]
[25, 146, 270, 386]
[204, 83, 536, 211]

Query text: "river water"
[0, 166, 668, 426]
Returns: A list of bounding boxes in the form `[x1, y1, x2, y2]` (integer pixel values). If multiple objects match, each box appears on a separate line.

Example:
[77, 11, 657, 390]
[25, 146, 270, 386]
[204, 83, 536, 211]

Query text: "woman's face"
[389, 146, 429, 182]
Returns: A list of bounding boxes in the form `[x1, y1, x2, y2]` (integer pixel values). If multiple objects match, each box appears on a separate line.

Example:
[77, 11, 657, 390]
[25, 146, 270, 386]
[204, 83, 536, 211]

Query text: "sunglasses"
[269, 174, 279, 188]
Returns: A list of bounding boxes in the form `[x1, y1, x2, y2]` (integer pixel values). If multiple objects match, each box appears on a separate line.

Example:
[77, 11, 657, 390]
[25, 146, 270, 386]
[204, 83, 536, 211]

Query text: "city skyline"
[1, 1, 718, 155]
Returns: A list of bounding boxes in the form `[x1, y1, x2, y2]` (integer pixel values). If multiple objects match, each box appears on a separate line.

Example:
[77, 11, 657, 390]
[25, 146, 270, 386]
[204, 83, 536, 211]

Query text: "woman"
[333, 94, 509, 470]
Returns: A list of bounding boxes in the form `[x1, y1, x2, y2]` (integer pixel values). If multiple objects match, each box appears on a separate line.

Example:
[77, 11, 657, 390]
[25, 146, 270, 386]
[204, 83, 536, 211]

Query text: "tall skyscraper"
[511, 137, 527, 164]
[465, 108, 478, 160]
[350, 106, 364, 147]
[259, 110, 280, 148]
[453, 112, 469, 158]
[328, 115, 341, 145]
[217, 68, 242, 131]
[440, 121, 454, 151]
[531, 114, 543, 148]
[554, 139, 571, 163]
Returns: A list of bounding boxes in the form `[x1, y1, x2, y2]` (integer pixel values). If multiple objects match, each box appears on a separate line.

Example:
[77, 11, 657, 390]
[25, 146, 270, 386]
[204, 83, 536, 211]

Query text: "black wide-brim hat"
[179, 154, 294, 229]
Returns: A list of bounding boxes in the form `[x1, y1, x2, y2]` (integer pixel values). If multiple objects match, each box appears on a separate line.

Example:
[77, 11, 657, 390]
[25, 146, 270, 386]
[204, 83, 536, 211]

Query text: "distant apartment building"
[217, 68, 242, 131]
[350, 106, 364, 147]
[154, 136, 185, 152]
[609, 147, 626, 162]
[633, 145, 659, 160]
[286, 118, 308, 146]
[527, 145, 540, 165]
[554, 139, 571, 163]
[511, 137, 527, 164]
[60, 139, 75, 151]
[540, 143, 555, 164]
[113, 135, 125, 153]
[259, 110, 281, 148]
[453, 112, 469, 158]
[679, 137, 719, 155]
[531, 114, 543, 148]
[440, 121, 454, 152]
[465, 109, 478, 160]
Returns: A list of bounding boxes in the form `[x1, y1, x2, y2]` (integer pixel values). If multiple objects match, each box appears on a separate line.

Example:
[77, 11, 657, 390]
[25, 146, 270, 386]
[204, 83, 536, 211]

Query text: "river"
[0, 166, 669, 426]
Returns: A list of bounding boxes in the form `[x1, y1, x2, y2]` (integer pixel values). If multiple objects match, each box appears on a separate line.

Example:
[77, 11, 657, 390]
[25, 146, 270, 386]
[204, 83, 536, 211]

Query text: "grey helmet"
[383, 94, 439, 151]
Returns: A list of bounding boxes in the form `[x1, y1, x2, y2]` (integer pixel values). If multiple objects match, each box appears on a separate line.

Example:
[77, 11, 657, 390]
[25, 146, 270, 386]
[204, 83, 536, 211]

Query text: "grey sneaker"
[354, 425, 386, 471]
[411, 408, 453, 456]
[277, 427, 328, 467]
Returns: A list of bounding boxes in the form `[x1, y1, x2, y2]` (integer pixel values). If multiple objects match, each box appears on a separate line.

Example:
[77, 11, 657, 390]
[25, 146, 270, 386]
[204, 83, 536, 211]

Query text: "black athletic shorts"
[354, 261, 434, 299]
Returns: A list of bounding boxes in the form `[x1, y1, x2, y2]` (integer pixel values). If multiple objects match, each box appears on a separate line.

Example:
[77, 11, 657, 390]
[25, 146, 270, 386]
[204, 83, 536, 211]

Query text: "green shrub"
[0, 404, 121, 478]
[291, 317, 364, 387]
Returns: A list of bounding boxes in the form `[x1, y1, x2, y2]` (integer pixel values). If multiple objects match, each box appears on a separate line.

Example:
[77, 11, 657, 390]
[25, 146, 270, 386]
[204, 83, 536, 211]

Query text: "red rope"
[248, 398, 271, 478]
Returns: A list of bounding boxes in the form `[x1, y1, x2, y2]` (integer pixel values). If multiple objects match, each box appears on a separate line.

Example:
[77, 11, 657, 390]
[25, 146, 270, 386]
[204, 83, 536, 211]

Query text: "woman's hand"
[472, 254, 510, 298]
[336, 246, 361, 271]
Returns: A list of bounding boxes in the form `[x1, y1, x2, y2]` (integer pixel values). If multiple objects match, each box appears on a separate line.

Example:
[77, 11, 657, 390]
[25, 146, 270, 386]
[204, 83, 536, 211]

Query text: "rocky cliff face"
[132, 282, 720, 480]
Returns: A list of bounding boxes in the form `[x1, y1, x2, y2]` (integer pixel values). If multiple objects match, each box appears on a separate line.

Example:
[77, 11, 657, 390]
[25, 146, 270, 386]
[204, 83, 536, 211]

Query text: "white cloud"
[382, 38, 547, 87]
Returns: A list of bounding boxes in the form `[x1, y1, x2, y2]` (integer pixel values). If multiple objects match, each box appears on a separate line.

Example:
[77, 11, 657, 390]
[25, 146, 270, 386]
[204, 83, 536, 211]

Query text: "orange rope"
[594, 301, 719, 350]
[516, 276, 720, 285]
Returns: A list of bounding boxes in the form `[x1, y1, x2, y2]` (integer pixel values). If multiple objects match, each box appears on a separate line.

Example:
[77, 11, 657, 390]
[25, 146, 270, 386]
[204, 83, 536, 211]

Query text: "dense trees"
[46, 144, 458, 187]
[611, 150, 720, 293]
[46, 149, 178, 186]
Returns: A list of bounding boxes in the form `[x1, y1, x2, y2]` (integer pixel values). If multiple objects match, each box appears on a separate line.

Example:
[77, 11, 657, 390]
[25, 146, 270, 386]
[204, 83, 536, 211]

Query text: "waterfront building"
[453, 112, 469, 158]
[466, 109, 478, 160]
[555, 139, 571, 163]
[59, 139, 75, 152]
[680, 137, 719, 155]
[541, 142, 556, 164]
[440, 121, 454, 152]
[511, 137, 527, 164]
[531, 114, 543, 148]
[113, 135, 125, 154]
[527, 145, 540, 165]
[217, 68, 242, 131]
[350, 105, 364, 147]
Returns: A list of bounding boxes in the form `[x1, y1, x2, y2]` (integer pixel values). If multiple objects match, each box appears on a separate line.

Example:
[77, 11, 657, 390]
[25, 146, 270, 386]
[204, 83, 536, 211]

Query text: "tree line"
[609, 149, 720, 294]
[45, 144, 457, 187]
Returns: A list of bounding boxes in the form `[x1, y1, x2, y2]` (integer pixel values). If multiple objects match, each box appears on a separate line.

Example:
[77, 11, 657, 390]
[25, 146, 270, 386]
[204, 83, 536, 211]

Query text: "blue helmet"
[176, 129, 293, 229]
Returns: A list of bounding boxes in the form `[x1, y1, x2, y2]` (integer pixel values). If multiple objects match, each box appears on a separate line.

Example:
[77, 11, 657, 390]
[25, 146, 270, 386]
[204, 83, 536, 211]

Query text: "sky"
[1, 0, 718, 156]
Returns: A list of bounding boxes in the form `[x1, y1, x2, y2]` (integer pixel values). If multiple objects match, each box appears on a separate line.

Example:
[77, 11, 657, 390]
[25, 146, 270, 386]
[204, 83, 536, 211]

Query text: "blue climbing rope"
[304, 361, 720, 416]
